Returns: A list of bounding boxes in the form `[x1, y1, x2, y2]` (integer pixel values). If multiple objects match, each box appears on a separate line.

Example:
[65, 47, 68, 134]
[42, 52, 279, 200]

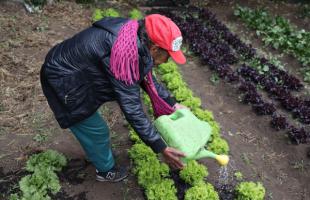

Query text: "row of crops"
[155, 7, 309, 145]
[234, 6, 310, 82]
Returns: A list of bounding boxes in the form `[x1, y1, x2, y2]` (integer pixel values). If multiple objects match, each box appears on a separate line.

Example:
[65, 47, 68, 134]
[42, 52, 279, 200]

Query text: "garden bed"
[0, 0, 309, 200]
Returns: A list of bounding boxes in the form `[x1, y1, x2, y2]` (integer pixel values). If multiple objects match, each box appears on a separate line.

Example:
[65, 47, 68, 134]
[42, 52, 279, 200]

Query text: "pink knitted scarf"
[110, 20, 174, 118]
[110, 20, 140, 85]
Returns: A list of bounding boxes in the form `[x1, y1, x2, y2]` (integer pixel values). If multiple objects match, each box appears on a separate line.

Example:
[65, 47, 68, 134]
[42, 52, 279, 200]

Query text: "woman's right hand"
[162, 147, 186, 169]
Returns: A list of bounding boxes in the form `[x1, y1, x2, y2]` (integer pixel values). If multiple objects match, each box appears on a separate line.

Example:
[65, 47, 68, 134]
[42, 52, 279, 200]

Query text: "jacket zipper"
[64, 95, 68, 104]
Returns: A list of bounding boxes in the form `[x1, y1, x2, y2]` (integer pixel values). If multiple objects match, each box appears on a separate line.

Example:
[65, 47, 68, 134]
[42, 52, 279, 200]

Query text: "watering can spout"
[215, 154, 229, 166]
[195, 148, 229, 166]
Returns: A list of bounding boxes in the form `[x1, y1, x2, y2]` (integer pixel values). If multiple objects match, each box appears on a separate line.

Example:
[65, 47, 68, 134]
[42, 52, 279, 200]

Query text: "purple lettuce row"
[238, 80, 276, 115]
[270, 114, 309, 144]
[239, 81, 309, 143]
[288, 126, 310, 144]
[171, 16, 238, 67]
[238, 65, 310, 124]
[156, 9, 310, 144]
[259, 58, 303, 91]
[198, 8, 304, 91]
[252, 102, 276, 115]
[198, 8, 256, 60]
[270, 114, 289, 131]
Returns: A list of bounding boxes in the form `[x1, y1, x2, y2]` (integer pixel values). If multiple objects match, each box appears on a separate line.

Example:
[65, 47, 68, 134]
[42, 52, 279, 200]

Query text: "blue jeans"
[69, 111, 115, 172]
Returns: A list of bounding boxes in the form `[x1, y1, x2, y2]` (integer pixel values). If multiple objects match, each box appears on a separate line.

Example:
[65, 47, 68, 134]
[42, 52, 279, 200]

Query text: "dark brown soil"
[0, 1, 309, 200]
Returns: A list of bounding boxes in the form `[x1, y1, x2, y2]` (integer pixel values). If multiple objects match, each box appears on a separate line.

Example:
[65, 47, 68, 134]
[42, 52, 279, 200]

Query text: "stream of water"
[216, 159, 238, 200]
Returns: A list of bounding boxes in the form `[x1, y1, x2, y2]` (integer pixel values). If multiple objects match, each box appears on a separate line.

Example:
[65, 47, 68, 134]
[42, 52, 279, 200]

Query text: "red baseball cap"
[145, 14, 186, 65]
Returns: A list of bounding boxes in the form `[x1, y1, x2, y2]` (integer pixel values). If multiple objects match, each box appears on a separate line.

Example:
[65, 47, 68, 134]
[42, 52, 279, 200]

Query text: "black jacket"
[40, 17, 176, 153]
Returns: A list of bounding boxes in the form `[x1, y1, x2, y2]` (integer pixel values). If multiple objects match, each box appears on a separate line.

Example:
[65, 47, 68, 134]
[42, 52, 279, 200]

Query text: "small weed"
[122, 179, 130, 200]
[30, 113, 52, 136]
[241, 153, 251, 165]
[110, 131, 117, 140]
[0, 127, 6, 135]
[0, 102, 4, 112]
[181, 45, 194, 56]
[210, 73, 220, 85]
[291, 160, 308, 172]
[234, 171, 243, 181]
[35, 24, 48, 32]
[268, 192, 273, 200]
[99, 105, 109, 116]
[111, 143, 121, 148]
[33, 133, 48, 143]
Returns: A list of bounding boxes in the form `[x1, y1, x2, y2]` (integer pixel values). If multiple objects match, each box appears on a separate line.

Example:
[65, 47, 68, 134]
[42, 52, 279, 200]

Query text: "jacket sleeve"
[103, 67, 167, 153]
[152, 73, 177, 107]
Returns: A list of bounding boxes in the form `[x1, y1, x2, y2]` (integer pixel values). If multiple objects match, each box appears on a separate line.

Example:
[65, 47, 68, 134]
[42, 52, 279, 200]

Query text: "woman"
[40, 14, 187, 182]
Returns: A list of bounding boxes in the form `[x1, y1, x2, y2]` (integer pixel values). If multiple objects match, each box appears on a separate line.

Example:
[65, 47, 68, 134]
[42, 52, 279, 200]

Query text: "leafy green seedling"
[234, 171, 243, 181]
[146, 179, 177, 200]
[180, 160, 208, 186]
[129, 8, 143, 20]
[26, 149, 67, 172]
[241, 153, 251, 165]
[207, 136, 229, 155]
[33, 133, 48, 143]
[210, 73, 220, 85]
[184, 183, 219, 200]
[235, 182, 266, 200]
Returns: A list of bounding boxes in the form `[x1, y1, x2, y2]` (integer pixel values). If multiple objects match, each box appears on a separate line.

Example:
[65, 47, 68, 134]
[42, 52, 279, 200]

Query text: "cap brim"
[168, 50, 186, 65]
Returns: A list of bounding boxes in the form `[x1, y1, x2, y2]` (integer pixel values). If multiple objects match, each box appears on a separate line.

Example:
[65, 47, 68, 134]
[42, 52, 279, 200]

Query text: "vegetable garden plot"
[234, 6, 310, 83]
[3, 150, 92, 200]
[152, 7, 310, 145]
[1, 1, 309, 200]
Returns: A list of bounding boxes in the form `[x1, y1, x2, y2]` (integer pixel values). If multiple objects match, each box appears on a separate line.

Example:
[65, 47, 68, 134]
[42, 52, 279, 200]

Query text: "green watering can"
[154, 109, 229, 166]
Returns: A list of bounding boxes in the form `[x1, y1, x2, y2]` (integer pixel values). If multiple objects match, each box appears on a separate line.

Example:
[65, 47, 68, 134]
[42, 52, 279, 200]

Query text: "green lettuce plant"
[180, 97, 201, 109]
[234, 171, 243, 181]
[129, 8, 143, 20]
[19, 169, 60, 199]
[193, 108, 215, 122]
[207, 136, 229, 155]
[161, 72, 182, 82]
[92, 8, 103, 21]
[129, 129, 143, 143]
[158, 61, 178, 73]
[146, 179, 177, 200]
[92, 8, 120, 22]
[128, 143, 157, 162]
[174, 87, 193, 101]
[235, 182, 266, 200]
[10, 150, 67, 200]
[102, 8, 120, 17]
[128, 129, 177, 199]
[180, 160, 208, 186]
[136, 162, 169, 188]
[184, 183, 219, 200]
[167, 76, 185, 90]
[26, 149, 67, 172]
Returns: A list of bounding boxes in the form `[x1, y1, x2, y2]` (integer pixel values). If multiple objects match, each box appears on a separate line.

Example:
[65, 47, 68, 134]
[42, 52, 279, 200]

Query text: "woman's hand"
[173, 103, 189, 110]
[162, 147, 185, 169]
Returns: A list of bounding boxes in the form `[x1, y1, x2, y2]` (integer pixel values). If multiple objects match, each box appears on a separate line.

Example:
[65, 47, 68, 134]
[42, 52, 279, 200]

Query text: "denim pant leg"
[69, 111, 115, 172]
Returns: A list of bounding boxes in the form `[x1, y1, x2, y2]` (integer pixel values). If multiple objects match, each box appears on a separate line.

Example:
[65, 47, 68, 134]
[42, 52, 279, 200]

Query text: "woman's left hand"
[173, 103, 189, 110]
